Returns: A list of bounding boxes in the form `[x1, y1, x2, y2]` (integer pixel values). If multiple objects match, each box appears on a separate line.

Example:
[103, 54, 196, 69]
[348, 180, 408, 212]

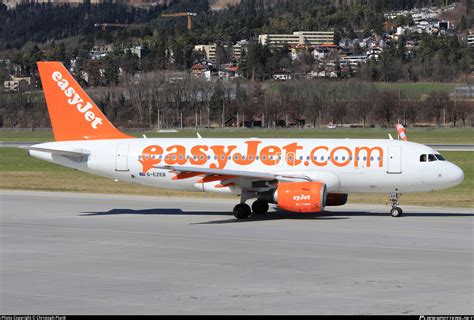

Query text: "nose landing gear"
[389, 193, 403, 217]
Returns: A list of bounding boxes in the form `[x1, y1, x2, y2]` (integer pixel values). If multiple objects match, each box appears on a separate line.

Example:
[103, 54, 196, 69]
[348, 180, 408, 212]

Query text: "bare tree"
[375, 90, 399, 127]
[453, 99, 473, 127]
[426, 91, 450, 127]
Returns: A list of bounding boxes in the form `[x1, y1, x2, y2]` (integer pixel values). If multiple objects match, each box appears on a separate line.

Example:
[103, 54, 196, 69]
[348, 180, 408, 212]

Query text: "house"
[467, 33, 474, 47]
[340, 55, 367, 66]
[339, 38, 354, 48]
[220, 66, 240, 79]
[90, 44, 113, 60]
[289, 44, 312, 61]
[273, 69, 292, 81]
[452, 86, 474, 99]
[192, 62, 218, 81]
[3, 76, 31, 92]
[312, 46, 330, 60]
[125, 46, 150, 59]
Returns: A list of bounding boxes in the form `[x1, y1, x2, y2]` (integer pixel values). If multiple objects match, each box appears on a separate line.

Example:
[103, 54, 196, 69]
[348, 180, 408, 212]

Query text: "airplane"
[28, 61, 464, 219]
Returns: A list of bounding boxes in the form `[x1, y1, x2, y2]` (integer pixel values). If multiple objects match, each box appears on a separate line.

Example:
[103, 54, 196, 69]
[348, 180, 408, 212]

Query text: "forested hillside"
[0, 0, 469, 51]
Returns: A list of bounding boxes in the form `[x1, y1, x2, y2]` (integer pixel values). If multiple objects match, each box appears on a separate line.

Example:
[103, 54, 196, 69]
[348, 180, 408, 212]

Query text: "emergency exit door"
[387, 145, 402, 174]
[115, 144, 130, 171]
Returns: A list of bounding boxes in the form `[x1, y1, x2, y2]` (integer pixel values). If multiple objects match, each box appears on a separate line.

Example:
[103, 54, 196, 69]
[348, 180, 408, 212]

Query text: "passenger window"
[420, 154, 426, 162]
[428, 154, 437, 162]
[435, 154, 446, 161]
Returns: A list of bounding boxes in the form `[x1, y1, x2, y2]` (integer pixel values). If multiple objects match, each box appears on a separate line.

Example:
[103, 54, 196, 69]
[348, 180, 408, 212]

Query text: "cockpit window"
[420, 154, 427, 162]
[435, 154, 446, 161]
[428, 154, 437, 162]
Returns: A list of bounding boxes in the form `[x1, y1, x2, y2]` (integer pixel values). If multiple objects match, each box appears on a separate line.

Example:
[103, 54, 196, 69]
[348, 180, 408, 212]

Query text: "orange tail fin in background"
[37, 61, 132, 141]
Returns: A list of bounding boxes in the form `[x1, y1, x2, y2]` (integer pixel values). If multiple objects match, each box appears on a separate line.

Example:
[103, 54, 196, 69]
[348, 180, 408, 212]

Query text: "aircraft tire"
[252, 200, 269, 214]
[234, 203, 251, 219]
[391, 207, 403, 217]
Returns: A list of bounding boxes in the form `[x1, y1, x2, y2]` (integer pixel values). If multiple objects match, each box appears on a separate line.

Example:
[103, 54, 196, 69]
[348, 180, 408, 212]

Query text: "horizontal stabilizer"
[27, 146, 90, 158]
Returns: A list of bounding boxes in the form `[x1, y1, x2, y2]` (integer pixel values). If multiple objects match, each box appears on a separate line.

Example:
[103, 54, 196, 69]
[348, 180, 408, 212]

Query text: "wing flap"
[156, 165, 311, 182]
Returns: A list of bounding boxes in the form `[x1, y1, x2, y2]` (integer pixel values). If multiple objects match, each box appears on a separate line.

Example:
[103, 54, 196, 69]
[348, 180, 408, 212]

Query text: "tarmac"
[1, 190, 473, 314]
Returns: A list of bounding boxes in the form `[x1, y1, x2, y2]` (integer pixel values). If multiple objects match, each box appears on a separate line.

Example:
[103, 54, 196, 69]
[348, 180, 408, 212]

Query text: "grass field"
[0, 147, 472, 208]
[374, 82, 458, 99]
[1, 127, 473, 144]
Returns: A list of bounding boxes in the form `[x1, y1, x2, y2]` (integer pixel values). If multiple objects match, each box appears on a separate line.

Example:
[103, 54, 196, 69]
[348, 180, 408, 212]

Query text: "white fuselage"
[29, 138, 464, 196]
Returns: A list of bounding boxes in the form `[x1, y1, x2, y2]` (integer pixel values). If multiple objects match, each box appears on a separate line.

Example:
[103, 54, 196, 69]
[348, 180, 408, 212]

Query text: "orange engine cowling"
[276, 182, 327, 213]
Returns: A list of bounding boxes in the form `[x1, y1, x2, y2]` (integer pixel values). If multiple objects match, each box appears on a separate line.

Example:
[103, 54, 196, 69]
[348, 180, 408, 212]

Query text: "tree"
[453, 99, 472, 127]
[426, 91, 450, 127]
[376, 90, 399, 127]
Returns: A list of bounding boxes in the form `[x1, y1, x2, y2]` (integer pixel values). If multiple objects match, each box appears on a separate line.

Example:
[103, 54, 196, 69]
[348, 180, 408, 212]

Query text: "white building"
[258, 31, 334, 47]
[194, 44, 217, 61]
[3, 76, 31, 92]
[468, 34, 474, 47]
[194, 42, 249, 62]
[340, 55, 367, 66]
[90, 44, 113, 60]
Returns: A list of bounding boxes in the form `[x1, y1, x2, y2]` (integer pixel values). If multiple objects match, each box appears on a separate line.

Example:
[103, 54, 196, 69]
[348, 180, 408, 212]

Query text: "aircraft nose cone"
[449, 164, 464, 187]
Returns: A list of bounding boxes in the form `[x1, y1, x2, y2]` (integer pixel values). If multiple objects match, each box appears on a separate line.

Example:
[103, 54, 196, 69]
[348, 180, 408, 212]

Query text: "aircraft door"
[115, 144, 130, 171]
[387, 145, 402, 174]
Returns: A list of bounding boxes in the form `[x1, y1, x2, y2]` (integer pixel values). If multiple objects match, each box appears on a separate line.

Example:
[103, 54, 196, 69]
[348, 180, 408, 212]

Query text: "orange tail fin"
[37, 61, 132, 141]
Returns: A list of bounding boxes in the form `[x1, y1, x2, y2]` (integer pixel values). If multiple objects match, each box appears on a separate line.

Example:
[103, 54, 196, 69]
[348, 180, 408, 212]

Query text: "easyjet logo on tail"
[38, 61, 131, 141]
[51, 71, 103, 130]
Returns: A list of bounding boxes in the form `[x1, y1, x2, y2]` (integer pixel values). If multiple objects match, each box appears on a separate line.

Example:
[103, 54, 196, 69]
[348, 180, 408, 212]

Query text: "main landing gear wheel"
[390, 207, 403, 217]
[389, 192, 403, 217]
[252, 200, 269, 214]
[233, 203, 251, 219]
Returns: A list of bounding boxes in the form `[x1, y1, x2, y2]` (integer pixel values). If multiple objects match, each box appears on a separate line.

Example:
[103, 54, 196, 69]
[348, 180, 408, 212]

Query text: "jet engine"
[326, 193, 348, 206]
[274, 182, 327, 213]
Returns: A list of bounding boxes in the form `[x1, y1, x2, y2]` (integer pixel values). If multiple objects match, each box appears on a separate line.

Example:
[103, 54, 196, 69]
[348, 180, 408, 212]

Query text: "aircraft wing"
[155, 165, 311, 183]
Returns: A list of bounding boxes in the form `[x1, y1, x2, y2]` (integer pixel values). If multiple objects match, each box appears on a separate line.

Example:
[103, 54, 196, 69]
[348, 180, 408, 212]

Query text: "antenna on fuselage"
[197, 132, 202, 139]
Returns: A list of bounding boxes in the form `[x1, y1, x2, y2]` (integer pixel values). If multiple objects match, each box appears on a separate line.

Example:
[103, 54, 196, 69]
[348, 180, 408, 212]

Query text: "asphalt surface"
[1, 141, 473, 151]
[1, 190, 473, 314]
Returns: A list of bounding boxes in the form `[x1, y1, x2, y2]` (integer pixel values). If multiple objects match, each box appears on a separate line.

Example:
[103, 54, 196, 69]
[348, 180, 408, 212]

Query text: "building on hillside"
[125, 46, 150, 59]
[3, 76, 31, 92]
[452, 86, 474, 99]
[219, 66, 240, 79]
[273, 69, 292, 81]
[90, 44, 113, 60]
[289, 44, 312, 61]
[468, 34, 474, 47]
[258, 31, 334, 47]
[232, 40, 250, 61]
[194, 44, 217, 61]
[194, 42, 249, 62]
[340, 55, 367, 66]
